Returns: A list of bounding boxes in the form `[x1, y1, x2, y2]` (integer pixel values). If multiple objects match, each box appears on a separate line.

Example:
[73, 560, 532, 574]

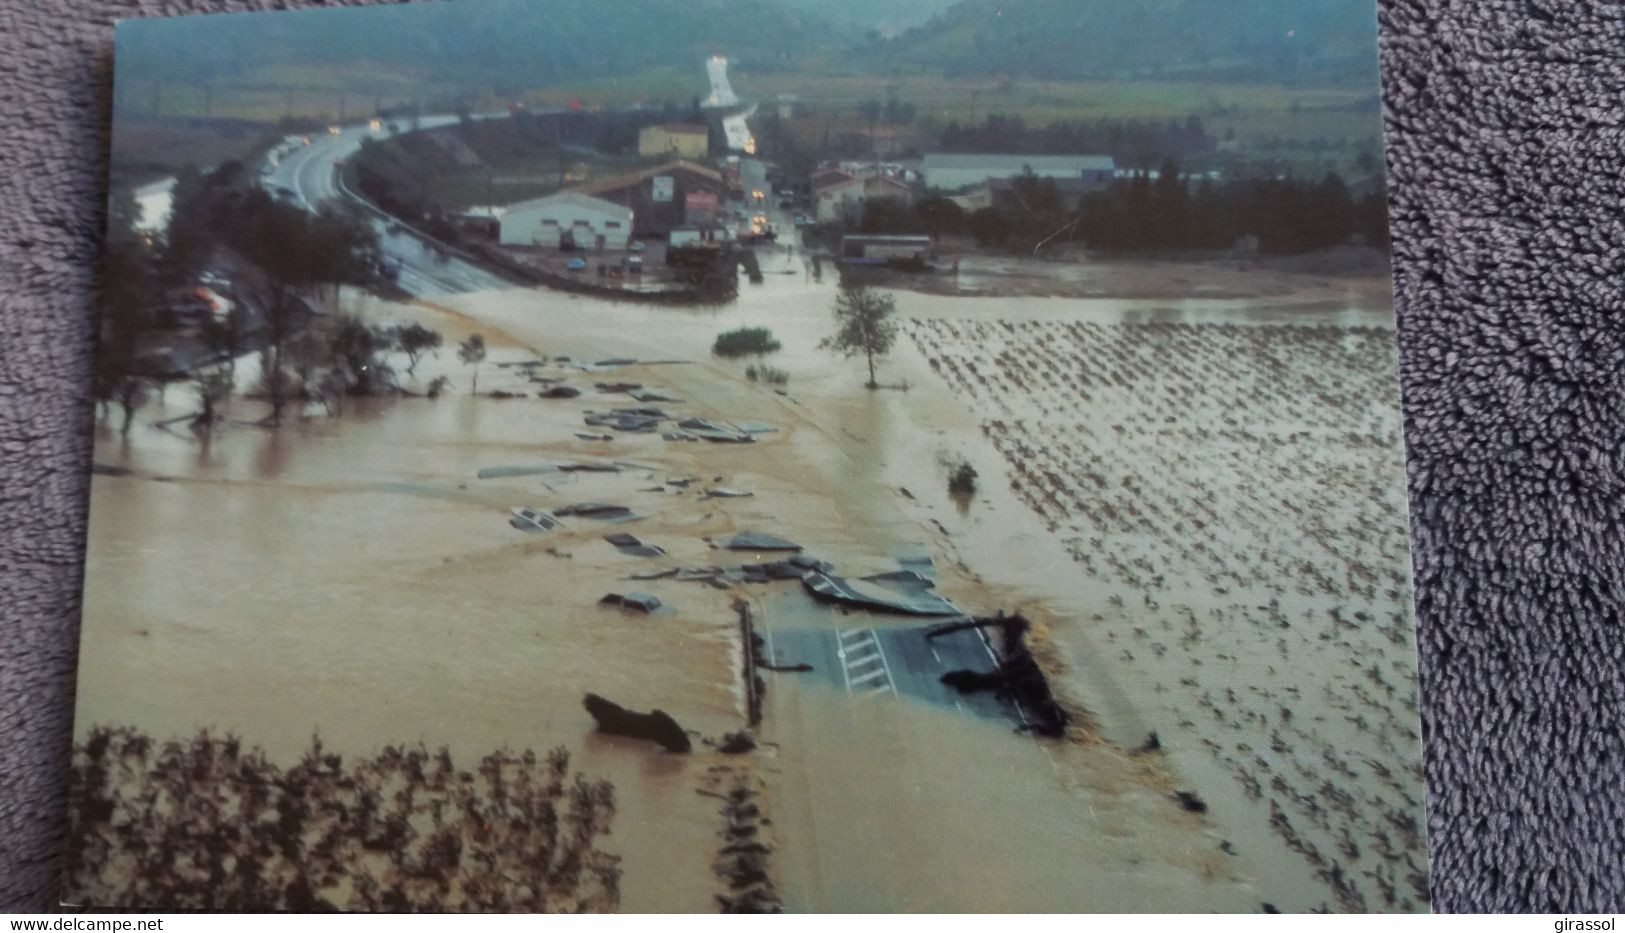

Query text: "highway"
[263, 56, 759, 299]
[259, 116, 513, 298]
[760, 595, 1017, 724]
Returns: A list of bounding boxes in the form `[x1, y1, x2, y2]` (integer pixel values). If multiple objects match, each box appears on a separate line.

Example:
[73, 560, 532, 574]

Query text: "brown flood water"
[77, 260, 1424, 911]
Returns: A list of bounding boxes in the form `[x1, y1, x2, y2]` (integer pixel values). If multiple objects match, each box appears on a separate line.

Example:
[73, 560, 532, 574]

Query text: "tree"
[96, 188, 159, 436]
[393, 323, 443, 375]
[712, 327, 781, 359]
[914, 197, 965, 237]
[217, 195, 380, 424]
[968, 207, 1012, 247]
[458, 334, 487, 394]
[821, 284, 898, 390]
[191, 368, 233, 434]
[327, 314, 395, 396]
[200, 306, 252, 381]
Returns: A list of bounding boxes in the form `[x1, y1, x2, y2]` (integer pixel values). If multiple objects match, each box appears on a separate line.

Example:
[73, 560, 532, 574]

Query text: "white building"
[922, 153, 1117, 193]
[499, 191, 634, 250]
[814, 173, 913, 224]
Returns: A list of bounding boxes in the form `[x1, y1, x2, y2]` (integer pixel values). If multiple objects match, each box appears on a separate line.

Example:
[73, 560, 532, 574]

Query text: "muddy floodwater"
[78, 254, 1427, 911]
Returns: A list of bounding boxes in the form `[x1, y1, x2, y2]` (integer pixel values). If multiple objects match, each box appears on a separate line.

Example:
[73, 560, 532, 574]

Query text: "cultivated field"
[906, 315, 1428, 912]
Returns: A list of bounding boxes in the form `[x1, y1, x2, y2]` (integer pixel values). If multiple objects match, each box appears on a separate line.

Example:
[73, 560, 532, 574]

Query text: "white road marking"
[837, 627, 895, 698]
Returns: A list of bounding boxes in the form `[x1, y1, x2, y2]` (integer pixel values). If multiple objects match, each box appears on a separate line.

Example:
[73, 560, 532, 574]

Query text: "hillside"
[114, 0, 833, 92]
[777, 0, 959, 37]
[871, 0, 1381, 85]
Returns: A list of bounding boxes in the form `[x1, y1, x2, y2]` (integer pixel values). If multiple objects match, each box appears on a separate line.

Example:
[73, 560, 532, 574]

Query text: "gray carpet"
[2, 0, 1622, 914]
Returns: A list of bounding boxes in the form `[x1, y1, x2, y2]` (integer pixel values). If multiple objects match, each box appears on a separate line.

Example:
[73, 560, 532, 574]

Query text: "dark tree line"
[861, 159, 1386, 256]
[1073, 161, 1389, 254]
[938, 114, 1214, 167]
[66, 726, 621, 911]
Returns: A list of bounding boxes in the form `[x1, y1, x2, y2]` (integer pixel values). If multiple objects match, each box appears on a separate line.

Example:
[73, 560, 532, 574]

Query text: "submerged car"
[567, 257, 588, 272]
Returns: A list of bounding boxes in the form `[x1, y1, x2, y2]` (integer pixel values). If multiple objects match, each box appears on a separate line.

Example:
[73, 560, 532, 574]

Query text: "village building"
[573, 159, 725, 238]
[814, 172, 914, 225]
[637, 124, 710, 160]
[922, 153, 1117, 193]
[498, 190, 633, 250]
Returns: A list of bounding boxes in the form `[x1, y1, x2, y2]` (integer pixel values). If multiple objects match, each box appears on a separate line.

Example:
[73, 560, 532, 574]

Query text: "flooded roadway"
[77, 254, 1416, 910]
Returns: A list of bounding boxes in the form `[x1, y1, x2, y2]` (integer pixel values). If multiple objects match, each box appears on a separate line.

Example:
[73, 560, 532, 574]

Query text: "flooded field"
[76, 257, 1426, 911]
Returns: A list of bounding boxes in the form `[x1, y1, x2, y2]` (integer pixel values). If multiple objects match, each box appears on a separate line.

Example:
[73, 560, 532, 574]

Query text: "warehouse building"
[574, 160, 725, 238]
[499, 191, 634, 250]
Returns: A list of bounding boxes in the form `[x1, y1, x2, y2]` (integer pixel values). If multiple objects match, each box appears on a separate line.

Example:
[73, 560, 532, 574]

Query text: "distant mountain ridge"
[116, 0, 829, 88]
[776, 0, 960, 36]
[871, 0, 1382, 85]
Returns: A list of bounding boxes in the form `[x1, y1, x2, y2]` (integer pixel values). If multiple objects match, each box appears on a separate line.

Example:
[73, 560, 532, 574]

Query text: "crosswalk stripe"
[849, 667, 889, 687]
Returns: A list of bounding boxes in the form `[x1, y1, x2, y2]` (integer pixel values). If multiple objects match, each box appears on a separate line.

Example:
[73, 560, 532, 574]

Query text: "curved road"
[259, 116, 514, 298]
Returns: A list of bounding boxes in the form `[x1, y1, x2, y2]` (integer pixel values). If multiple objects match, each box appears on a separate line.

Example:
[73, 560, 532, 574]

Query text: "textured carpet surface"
[3, 0, 1623, 914]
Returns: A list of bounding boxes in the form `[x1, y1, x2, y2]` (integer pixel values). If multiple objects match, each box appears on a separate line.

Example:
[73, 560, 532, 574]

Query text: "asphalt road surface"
[258, 116, 513, 299]
[760, 592, 1020, 727]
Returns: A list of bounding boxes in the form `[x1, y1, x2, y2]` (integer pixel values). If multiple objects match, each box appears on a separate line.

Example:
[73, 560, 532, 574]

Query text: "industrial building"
[574, 160, 725, 238]
[498, 191, 634, 250]
[922, 153, 1117, 193]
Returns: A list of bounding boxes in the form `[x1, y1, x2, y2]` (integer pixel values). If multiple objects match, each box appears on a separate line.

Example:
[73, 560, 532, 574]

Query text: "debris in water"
[702, 487, 753, 499]
[630, 389, 683, 403]
[594, 381, 642, 393]
[802, 571, 961, 616]
[598, 592, 663, 613]
[929, 612, 1070, 737]
[479, 465, 556, 479]
[538, 385, 582, 399]
[582, 693, 690, 752]
[627, 567, 681, 581]
[576, 433, 615, 442]
[674, 418, 755, 444]
[554, 502, 638, 522]
[557, 461, 621, 473]
[1174, 791, 1209, 813]
[860, 569, 937, 590]
[509, 507, 562, 533]
[705, 769, 782, 913]
[725, 531, 802, 552]
[604, 533, 665, 558]
[717, 731, 756, 755]
[584, 408, 668, 433]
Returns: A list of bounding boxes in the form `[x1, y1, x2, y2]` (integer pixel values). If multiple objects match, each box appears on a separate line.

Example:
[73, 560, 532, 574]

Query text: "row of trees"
[858, 160, 1387, 256]
[937, 114, 1215, 166]
[1072, 165, 1389, 254]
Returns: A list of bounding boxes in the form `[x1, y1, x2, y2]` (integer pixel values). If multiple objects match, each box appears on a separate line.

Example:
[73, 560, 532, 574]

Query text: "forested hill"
[115, 0, 830, 88]
[776, 0, 959, 36]
[870, 0, 1381, 85]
